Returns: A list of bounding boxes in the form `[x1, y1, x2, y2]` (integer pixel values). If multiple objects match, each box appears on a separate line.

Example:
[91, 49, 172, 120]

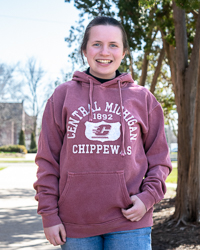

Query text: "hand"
[44, 224, 66, 246]
[121, 195, 147, 222]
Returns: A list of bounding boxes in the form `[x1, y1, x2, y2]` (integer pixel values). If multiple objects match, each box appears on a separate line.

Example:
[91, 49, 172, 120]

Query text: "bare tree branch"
[21, 57, 45, 134]
[0, 63, 19, 100]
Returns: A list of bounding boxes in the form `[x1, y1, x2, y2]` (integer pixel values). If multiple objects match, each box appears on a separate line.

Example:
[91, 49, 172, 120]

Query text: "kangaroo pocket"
[58, 171, 132, 225]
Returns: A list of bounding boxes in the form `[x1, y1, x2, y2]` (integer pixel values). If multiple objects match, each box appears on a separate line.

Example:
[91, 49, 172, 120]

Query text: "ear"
[122, 50, 126, 59]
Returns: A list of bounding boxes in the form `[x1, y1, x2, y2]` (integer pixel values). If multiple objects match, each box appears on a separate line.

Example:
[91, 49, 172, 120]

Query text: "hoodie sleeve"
[136, 99, 172, 211]
[33, 93, 65, 228]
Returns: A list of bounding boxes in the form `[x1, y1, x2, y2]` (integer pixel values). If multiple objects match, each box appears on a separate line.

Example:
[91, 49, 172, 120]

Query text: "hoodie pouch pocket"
[58, 171, 132, 225]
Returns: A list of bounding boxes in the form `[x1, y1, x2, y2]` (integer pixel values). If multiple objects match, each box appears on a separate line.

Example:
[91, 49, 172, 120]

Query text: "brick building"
[0, 102, 35, 149]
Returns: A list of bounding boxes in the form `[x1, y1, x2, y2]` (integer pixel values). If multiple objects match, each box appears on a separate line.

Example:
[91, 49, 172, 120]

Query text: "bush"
[28, 147, 37, 153]
[30, 132, 37, 150]
[0, 145, 27, 154]
[19, 130, 26, 146]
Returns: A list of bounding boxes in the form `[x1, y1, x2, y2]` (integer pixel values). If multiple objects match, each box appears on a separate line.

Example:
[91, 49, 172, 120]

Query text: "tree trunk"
[161, 33, 178, 107]
[172, 1, 200, 223]
[173, 1, 191, 223]
[139, 51, 149, 86]
[139, 30, 157, 86]
[186, 10, 200, 222]
[150, 46, 165, 94]
[188, 53, 200, 222]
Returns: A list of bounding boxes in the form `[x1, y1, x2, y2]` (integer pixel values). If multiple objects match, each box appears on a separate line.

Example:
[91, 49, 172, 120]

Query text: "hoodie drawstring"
[118, 80, 126, 157]
[88, 78, 125, 157]
[89, 78, 94, 122]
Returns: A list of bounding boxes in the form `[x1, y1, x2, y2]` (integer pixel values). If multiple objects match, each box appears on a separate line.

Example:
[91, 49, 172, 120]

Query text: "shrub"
[19, 130, 26, 146]
[28, 147, 37, 153]
[0, 145, 27, 154]
[30, 132, 37, 150]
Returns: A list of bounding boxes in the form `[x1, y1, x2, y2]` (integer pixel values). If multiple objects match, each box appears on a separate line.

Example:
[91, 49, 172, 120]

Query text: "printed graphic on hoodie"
[67, 101, 138, 142]
[85, 121, 121, 142]
[67, 101, 139, 155]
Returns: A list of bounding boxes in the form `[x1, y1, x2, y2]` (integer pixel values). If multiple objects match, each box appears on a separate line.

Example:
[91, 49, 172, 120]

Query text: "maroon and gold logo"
[85, 121, 121, 142]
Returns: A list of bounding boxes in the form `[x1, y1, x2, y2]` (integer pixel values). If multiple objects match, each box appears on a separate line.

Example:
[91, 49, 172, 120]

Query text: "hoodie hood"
[72, 70, 134, 87]
[72, 70, 135, 156]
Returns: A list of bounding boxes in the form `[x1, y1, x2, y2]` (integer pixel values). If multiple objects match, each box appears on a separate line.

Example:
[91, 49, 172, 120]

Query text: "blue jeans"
[61, 227, 151, 250]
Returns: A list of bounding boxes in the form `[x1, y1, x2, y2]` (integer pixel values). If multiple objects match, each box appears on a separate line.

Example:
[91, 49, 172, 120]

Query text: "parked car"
[170, 147, 178, 161]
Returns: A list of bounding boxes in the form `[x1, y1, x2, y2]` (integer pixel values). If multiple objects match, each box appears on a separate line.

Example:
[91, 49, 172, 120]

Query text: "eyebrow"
[92, 40, 118, 43]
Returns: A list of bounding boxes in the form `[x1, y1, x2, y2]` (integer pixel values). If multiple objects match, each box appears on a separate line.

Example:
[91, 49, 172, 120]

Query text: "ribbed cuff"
[136, 190, 156, 211]
[42, 213, 62, 228]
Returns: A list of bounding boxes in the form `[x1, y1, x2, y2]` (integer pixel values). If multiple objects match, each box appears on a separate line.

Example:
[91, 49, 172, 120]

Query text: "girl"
[34, 16, 172, 250]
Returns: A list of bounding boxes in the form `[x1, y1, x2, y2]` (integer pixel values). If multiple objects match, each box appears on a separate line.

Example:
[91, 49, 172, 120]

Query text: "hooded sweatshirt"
[34, 71, 172, 238]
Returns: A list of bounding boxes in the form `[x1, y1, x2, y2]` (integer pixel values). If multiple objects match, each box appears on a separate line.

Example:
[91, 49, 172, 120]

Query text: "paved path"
[0, 158, 60, 249]
[0, 155, 176, 249]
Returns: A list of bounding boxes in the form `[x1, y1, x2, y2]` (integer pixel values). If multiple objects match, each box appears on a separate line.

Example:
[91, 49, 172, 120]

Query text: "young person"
[34, 16, 172, 250]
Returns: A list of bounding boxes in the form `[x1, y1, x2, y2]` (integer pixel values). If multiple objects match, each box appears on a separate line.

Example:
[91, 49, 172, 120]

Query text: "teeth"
[97, 60, 112, 64]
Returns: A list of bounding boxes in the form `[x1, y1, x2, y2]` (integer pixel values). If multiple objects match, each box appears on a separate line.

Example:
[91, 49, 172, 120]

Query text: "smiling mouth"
[96, 59, 112, 64]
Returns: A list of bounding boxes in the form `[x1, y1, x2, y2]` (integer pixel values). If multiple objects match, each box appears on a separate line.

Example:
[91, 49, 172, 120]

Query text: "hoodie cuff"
[136, 190, 156, 211]
[42, 213, 62, 228]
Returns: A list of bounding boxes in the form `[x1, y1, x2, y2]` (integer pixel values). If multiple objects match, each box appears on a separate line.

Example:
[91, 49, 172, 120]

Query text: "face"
[83, 25, 125, 79]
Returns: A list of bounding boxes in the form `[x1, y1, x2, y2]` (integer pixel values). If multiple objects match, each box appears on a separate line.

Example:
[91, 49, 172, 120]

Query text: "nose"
[100, 45, 110, 56]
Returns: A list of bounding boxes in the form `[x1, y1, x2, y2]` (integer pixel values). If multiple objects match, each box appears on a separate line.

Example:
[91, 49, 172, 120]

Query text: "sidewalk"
[0, 153, 37, 162]
[0, 155, 177, 249]
[0, 156, 60, 250]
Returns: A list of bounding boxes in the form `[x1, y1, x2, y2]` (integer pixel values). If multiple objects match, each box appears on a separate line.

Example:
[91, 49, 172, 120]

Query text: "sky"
[0, 0, 81, 83]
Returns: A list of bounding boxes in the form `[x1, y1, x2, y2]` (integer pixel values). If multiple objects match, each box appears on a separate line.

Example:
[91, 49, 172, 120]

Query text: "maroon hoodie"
[34, 71, 172, 238]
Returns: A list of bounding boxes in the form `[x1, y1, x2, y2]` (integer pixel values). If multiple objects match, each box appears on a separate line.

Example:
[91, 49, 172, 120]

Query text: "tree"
[64, 0, 200, 224]
[0, 63, 21, 101]
[18, 129, 26, 146]
[171, 1, 200, 224]
[21, 57, 50, 135]
[30, 132, 37, 150]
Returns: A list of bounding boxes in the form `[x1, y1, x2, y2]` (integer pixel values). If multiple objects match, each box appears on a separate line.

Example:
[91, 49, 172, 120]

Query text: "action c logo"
[85, 121, 121, 142]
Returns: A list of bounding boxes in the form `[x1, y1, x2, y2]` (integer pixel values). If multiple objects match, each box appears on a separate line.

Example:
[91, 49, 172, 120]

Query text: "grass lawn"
[0, 152, 35, 163]
[166, 161, 177, 183]
[0, 152, 25, 158]
[0, 155, 178, 183]
[0, 160, 34, 163]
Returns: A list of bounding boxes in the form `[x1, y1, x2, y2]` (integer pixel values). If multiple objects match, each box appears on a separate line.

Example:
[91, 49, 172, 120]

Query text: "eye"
[110, 44, 117, 48]
[93, 43, 100, 47]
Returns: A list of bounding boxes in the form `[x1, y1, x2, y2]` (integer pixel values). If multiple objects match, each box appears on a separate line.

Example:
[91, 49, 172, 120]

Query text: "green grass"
[0, 152, 25, 158]
[0, 160, 34, 163]
[0, 157, 178, 183]
[166, 162, 177, 183]
[0, 152, 34, 163]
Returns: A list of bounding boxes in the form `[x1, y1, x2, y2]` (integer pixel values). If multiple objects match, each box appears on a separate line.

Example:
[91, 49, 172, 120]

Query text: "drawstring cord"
[118, 80, 126, 157]
[88, 78, 125, 156]
[89, 78, 93, 122]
